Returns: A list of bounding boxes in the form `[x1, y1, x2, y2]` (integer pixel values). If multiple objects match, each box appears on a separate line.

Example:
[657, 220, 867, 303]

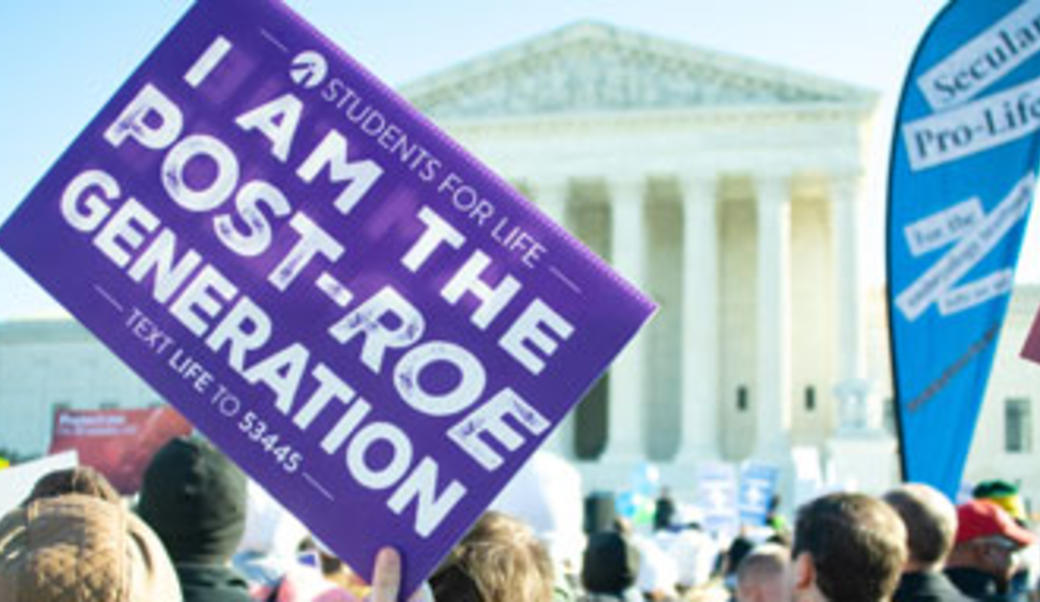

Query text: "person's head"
[791, 492, 906, 602]
[137, 436, 247, 565]
[581, 530, 641, 595]
[0, 493, 181, 602]
[883, 483, 957, 572]
[946, 500, 1036, 585]
[431, 511, 554, 602]
[736, 543, 789, 602]
[726, 535, 755, 576]
[972, 480, 1026, 522]
[25, 466, 122, 505]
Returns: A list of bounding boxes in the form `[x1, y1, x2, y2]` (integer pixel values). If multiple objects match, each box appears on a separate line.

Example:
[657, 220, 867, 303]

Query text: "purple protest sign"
[0, 0, 654, 596]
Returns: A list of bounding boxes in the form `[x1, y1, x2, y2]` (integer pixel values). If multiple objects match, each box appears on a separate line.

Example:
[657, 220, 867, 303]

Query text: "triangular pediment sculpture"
[401, 20, 876, 119]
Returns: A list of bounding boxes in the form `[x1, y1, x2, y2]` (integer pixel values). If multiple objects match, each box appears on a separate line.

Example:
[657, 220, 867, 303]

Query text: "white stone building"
[0, 319, 159, 456]
[400, 21, 880, 500]
[4, 21, 1040, 510]
[967, 286, 1040, 506]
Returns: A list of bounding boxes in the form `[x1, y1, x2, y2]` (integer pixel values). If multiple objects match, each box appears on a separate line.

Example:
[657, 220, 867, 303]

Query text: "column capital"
[607, 176, 649, 203]
[530, 177, 572, 199]
[828, 167, 868, 182]
[529, 178, 570, 227]
[678, 174, 719, 199]
[753, 173, 793, 205]
[828, 170, 868, 204]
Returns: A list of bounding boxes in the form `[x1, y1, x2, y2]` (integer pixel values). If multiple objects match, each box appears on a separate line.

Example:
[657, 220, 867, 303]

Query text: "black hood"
[138, 436, 247, 565]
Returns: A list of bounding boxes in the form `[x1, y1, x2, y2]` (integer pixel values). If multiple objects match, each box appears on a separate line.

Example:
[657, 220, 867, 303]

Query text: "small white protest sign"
[0, 450, 79, 515]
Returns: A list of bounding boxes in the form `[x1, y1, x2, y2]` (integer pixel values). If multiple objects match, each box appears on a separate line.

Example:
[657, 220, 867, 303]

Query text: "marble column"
[830, 172, 880, 433]
[531, 178, 576, 457]
[754, 175, 792, 460]
[825, 173, 897, 495]
[676, 175, 720, 463]
[532, 178, 569, 228]
[831, 174, 866, 384]
[603, 177, 648, 464]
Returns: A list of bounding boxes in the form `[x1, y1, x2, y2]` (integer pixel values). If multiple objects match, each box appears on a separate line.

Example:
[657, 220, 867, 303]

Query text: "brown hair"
[26, 467, 121, 505]
[793, 493, 907, 602]
[883, 484, 957, 568]
[431, 511, 554, 602]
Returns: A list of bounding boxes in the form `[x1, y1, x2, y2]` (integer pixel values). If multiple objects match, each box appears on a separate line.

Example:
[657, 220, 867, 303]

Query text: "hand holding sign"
[369, 548, 433, 602]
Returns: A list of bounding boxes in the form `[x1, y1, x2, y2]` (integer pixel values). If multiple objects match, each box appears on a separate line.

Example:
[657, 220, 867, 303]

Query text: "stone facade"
[403, 21, 879, 497]
[0, 320, 158, 455]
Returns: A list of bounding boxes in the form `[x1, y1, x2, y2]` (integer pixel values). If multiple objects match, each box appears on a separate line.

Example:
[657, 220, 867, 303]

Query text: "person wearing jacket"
[944, 500, 1036, 602]
[884, 484, 969, 602]
[581, 529, 643, 602]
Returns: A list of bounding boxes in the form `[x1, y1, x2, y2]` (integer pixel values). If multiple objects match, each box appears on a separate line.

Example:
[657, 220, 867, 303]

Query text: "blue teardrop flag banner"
[888, 0, 1040, 498]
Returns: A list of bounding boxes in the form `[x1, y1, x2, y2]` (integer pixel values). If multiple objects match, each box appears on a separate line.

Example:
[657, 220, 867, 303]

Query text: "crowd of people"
[0, 436, 1038, 602]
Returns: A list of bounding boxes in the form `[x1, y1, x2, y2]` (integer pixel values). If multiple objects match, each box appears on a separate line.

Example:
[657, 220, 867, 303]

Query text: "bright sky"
[0, 0, 980, 320]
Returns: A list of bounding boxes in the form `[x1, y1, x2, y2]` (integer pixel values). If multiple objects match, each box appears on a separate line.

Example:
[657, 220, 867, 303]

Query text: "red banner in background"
[1021, 312, 1040, 364]
[49, 406, 192, 494]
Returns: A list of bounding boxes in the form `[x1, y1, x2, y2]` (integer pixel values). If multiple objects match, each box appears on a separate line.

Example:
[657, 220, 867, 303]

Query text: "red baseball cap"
[956, 500, 1037, 547]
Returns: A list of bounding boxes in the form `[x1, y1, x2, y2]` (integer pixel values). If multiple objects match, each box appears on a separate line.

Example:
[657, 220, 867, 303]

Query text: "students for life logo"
[290, 50, 328, 89]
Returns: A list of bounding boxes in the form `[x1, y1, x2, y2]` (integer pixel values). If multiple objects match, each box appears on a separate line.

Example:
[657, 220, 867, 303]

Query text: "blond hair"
[431, 511, 554, 602]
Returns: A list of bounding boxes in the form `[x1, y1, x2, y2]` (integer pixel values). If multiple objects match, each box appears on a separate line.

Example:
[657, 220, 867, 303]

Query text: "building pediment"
[402, 21, 877, 119]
